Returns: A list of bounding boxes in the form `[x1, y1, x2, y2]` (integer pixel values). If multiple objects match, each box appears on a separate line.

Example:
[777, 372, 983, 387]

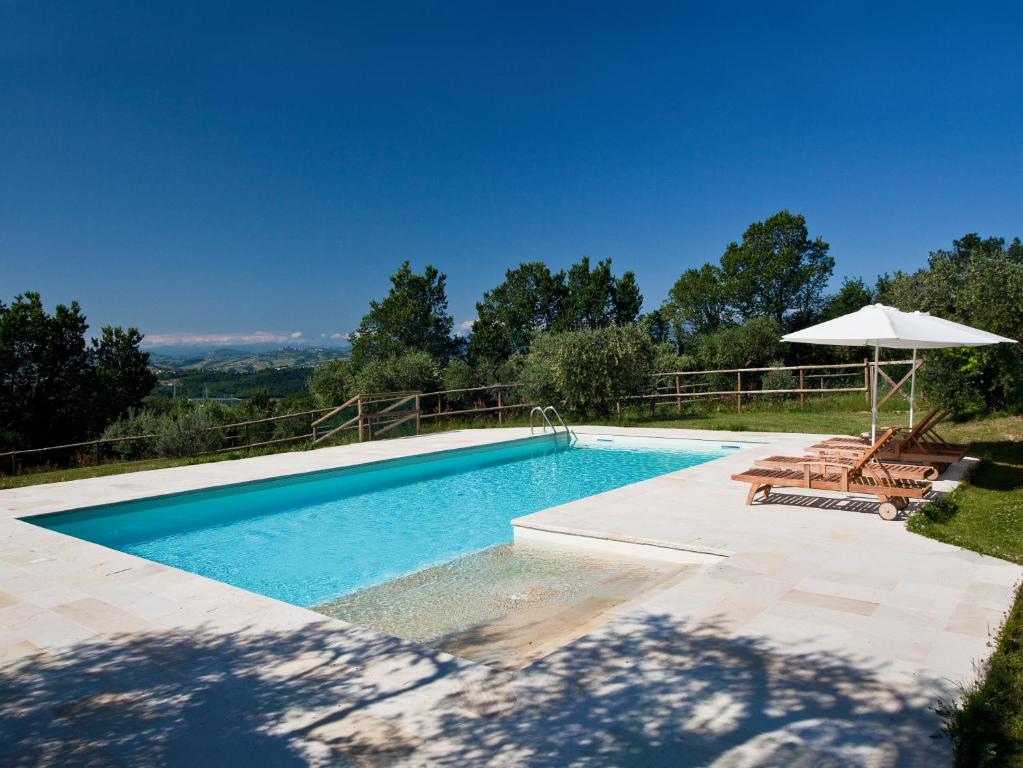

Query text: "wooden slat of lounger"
[732, 466, 929, 497]
[914, 441, 967, 456]
[811, 436, 867, 445]
[847, 476, 929, 497]
[809, 444, 926, 466]
[896, 450, 964, 465]
[754, 455, 937, 480]
[731, 467, 843, 488]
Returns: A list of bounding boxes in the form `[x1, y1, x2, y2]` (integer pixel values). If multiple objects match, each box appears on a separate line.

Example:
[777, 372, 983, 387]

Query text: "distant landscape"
[147, 346, 349, 373]
[149, 346, 349, 400]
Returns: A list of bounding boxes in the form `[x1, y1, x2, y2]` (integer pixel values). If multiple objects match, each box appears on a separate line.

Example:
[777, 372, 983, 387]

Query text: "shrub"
[440, 358, 475, 409]
[355, 350, 440, 394]
[518, 324, 655, 417]
[919, 494, 960, 524]
[762, 361, 798, 403]
[442, 358, 474, 392]
[101, 407, 225, 459]
[695, 316, 783, 370]
[653, 343, 695, 375]
[153, 409, 223, 458]
[273, 393, 318, 440]
[101, 410, 161, 461]
[310, 358, 356, 408]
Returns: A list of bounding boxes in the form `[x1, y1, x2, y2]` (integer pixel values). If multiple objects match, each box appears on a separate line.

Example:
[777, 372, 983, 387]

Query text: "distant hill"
[152, 367, 315, 400]
[148, 346, 348, 373]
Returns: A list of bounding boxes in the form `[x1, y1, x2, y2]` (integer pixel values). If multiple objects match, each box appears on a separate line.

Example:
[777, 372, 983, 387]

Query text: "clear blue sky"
[2, 2, 1021, 347]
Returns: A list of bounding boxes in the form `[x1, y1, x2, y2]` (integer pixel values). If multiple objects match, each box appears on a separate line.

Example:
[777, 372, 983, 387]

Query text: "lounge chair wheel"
[878, 501, 899, 521]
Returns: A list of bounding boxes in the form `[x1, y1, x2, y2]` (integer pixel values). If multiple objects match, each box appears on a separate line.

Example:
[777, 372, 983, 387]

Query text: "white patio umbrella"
[782, 303, 1016, 442]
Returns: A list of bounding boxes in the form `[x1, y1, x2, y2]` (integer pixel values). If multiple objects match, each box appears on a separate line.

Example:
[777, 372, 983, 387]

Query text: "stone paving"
[0, 426, 1018, 766]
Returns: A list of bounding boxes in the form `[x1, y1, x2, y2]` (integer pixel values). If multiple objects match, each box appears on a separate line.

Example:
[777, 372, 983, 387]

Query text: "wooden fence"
[0, 360, 921, 475]
[636, 358, 921, 414]
[0, 384, 530, 475]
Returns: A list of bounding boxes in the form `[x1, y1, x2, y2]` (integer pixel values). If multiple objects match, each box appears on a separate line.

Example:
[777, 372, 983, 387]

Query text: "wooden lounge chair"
[808, 408, 966, 468]
[731, 429, 931, 520]
[753, 454, 937, 482]
[808, 408, 940, 450]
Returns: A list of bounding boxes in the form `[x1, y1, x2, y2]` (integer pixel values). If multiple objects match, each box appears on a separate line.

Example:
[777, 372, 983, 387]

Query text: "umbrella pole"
[871, 343, 879, 443]
[909, 348, 917, 429]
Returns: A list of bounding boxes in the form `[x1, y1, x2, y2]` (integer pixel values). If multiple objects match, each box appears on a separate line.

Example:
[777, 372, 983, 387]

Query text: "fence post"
[497, 388, 503, 425]
[799, 368, 805, 409]
[736, 371, 742, 413]
[93, 440, 101, 466]
[415, 393, 421, 436]
[675, 374, 681, 414]
[357, 396, 365, 442]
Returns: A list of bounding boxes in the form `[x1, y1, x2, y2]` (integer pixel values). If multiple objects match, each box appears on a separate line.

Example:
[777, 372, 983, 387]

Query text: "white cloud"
[143, 331, 305, 348]
[455, 319, 475, 334]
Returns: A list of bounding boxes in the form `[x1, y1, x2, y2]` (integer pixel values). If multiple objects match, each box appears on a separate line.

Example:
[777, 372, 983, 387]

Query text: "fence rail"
[1, 359, 922, 476]
[641, 358, 919, 414]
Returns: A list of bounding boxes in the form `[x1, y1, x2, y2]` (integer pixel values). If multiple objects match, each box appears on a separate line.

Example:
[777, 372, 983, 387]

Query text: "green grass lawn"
[905, 423, 1023, 767]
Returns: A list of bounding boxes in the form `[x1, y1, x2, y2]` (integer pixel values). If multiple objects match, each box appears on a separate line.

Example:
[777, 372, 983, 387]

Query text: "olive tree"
[518, 324, 655, 417]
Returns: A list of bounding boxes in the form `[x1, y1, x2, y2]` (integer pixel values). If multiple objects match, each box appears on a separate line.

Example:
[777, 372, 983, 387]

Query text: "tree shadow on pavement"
[0, 611, 950, 766]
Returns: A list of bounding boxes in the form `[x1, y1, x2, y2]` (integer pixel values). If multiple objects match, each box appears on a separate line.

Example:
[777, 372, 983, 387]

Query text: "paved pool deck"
[0, 426, 1019, 766]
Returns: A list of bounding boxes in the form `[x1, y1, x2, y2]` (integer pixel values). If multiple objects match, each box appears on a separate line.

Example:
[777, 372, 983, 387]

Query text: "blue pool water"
[31, 435, 732, 606]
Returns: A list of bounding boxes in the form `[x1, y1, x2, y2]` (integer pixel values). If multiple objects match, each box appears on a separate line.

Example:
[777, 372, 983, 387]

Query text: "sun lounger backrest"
[918, 409, 953, 444]
[903, 408, 940, 443]
[847, 428, 897, 477]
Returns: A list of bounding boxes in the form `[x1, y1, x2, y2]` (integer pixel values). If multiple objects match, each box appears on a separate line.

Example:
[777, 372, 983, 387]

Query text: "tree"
[878, 233, 1023, 412]
[309, 351, 442, 408]
[354, 350, 440, 394]
[558, 257, 642, 331]
[309, 359, 356, 408]
[468, 257, 641, 377]
[90, 326, 156, 431]
[695, 316, 784, 370]
[719, 210, 833, 329]
[663, 263, 732, 339]
[441, 358, 474, 392]
[468, 262, 566, 371]
[517, 324, 655, 417]
[350, 262, 454, 367]
[0, 292, 90, 449]
[0, 293, 153, 451]
[823, 277, 875, 320]
[612, 271, 643, 326]
[639, 308, 674, 345]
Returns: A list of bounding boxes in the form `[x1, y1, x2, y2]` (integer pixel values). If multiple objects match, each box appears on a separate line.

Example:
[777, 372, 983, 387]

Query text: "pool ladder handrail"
[529, 405, 576, 443]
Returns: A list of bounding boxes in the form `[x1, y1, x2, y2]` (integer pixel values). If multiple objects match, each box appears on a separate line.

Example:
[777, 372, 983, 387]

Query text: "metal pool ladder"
[530, 405, 576, 443]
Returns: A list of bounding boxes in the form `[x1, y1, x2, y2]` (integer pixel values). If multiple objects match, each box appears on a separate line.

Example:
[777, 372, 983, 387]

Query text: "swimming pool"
[29, 433, 741, 607]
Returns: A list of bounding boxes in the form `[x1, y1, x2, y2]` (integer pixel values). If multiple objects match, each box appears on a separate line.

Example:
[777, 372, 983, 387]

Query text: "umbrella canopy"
[783, 303, 1015, 349]
[782, 304, 1016, 440]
